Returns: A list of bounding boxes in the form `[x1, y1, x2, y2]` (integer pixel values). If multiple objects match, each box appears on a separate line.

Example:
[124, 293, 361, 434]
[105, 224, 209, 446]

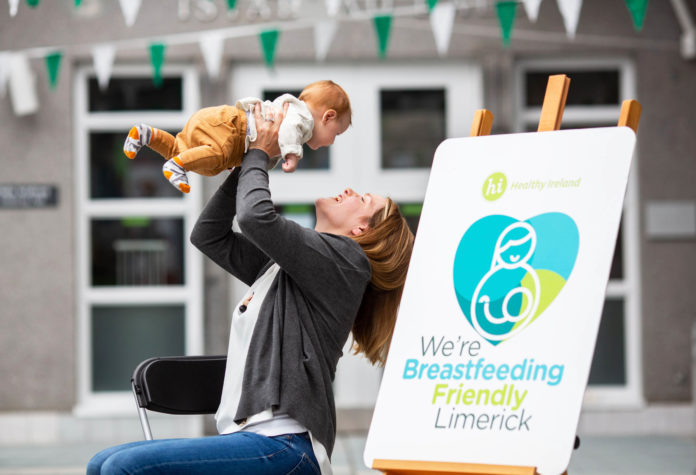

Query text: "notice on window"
[0, 184, 58, 208]
[364, 127, 636, 475]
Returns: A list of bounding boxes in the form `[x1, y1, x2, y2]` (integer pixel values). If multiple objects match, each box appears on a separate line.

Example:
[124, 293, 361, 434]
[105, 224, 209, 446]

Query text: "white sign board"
[364, 127, 636, 475]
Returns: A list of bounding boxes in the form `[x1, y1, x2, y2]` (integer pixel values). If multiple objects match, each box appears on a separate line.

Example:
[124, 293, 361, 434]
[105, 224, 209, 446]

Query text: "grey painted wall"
[0, 46, 75, 410]
[0, 0, 694, 410]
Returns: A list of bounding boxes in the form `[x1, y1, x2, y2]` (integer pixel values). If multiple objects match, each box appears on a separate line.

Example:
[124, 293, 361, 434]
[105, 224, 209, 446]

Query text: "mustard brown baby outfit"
[123, 94, 313, 193]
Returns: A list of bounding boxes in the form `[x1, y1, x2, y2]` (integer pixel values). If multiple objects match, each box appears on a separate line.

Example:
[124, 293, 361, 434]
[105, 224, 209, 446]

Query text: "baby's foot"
[123, 124, 153, 159]
[163, 156, 190, 193]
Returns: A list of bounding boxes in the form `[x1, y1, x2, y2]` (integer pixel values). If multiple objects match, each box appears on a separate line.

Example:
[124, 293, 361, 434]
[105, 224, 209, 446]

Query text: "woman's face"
[315, 188, 387, 236]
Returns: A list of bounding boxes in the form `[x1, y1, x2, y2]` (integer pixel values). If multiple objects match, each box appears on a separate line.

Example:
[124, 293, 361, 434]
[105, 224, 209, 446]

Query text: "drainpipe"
[670, 0, 696, 59]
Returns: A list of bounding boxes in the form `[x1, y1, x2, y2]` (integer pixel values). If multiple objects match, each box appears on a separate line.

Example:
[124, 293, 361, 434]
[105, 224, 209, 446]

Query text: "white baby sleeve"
[275, 95, 314, 160]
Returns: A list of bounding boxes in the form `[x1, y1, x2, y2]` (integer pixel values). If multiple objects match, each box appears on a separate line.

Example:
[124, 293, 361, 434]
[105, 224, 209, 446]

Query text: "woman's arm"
[190, 167, 270, 286]
[236, 149, 370, 300]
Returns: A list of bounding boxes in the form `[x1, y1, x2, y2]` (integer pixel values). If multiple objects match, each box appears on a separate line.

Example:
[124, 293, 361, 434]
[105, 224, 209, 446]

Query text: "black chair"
[131, 355, 227, 440]
[131, 355, 580, 451]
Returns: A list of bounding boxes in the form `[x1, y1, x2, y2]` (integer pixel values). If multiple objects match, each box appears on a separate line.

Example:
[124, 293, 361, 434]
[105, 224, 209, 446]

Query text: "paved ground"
[0, 434, 694, 474]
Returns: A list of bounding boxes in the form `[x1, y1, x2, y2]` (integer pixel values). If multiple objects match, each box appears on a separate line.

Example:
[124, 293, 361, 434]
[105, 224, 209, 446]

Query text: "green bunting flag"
[226, 0, 237, 10]
[149, 42, 166, 87]
[625, 0, 648, 31]
[426, 0, 438, 12]
[496, 1, 517, 47]
[45, 51, 62, 90]
[26, 0, 39, 7]
[373, 15, 392, 59]
[259, 29, 280, 67]
[74, 0, 82, 7]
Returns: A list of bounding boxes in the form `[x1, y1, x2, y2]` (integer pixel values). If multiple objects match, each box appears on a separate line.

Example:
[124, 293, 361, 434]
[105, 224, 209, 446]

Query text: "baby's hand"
[282, 154, 299, 173]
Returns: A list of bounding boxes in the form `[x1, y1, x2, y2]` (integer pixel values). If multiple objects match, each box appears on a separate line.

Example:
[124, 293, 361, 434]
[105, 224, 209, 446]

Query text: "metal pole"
[132, 382, 153, 440]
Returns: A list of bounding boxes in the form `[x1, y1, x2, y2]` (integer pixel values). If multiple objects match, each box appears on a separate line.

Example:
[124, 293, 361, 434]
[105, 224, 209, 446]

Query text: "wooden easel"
[371, 74, 641, 475]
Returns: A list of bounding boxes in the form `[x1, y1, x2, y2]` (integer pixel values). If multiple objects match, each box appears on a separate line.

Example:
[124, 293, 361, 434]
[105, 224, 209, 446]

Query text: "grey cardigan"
[190, 149, 371, 456]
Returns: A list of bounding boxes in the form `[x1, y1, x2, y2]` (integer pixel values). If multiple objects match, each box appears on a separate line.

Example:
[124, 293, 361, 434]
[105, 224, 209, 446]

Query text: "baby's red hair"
[299, 80, 352, 124]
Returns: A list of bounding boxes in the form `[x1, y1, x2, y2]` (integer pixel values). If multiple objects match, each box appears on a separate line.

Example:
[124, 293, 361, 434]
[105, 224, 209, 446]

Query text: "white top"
[216, 263, 332, 475]
[236, 94, 314, 162]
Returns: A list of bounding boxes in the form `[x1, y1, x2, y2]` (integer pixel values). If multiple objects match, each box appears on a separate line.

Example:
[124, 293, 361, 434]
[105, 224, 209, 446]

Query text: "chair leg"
[132, 382, 154, 440]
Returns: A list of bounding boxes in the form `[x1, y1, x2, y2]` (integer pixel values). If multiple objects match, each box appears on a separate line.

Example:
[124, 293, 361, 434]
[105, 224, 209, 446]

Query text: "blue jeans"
[87, 432, 320, 475]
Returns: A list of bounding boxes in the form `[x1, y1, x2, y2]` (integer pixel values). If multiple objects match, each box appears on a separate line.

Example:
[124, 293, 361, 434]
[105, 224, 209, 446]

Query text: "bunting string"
[0, 0, 667, 112]
[1, 0, 661, 61]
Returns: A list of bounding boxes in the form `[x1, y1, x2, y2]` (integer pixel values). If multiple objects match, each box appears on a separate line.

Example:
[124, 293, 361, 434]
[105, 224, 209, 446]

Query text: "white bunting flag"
[314, 20, 337, 61]
[522, 0, 543, 22]
[325, 0, 341, 16]
[92, 44, 116, 90]
[556, 0, 582, 38]
[429, 2, 456, 57]
[199, 32, 225, 81]
[8, 53, 39, 116]
[119, 0, 142, 27]
[8, 0, 19, 17]
[0, 52, 11, 98]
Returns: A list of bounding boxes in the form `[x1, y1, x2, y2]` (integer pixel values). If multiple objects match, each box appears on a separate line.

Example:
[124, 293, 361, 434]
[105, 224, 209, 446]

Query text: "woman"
[88, 104, 414, 475]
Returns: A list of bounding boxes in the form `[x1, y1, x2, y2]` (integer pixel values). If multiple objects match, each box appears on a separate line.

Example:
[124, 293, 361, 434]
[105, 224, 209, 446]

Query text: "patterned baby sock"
[123, 123, 153, 159]
[162, 156, 190, 194]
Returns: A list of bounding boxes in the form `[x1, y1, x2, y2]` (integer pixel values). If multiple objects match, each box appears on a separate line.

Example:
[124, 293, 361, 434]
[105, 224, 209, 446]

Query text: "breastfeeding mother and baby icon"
[453, 212, 580, 345]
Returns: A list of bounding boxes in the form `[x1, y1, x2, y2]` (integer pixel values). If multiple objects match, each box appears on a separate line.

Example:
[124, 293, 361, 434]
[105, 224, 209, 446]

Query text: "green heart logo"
[452, 213, 579, 345]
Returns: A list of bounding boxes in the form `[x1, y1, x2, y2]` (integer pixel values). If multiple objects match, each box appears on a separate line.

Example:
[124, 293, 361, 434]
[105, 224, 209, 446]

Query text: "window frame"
[74, 65, 204, 415]
[514, 58, 643, 408]
[230, 62, 482, 204]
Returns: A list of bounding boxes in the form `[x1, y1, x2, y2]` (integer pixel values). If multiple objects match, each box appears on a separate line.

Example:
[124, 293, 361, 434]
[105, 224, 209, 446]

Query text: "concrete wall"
[0, 0, 695, 412]
[0, 36, 75, 411]
[637, 48, 696, 402]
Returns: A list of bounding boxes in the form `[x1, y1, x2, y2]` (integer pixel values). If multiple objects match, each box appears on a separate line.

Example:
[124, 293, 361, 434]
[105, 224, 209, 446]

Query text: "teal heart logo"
[452, 213, 579, 345]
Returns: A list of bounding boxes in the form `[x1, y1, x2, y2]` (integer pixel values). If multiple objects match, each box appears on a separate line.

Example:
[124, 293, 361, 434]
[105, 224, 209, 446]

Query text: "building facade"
[0, 0, 694, 444]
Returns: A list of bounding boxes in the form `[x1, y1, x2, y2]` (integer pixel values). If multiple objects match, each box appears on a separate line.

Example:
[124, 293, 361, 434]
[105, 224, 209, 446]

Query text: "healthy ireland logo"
[482, 172, 507, 201]
[452, 213, 579, 345]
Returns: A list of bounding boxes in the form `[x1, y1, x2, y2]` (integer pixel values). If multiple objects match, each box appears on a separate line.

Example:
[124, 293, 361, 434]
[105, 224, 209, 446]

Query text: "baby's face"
[307, 111, 350, 150]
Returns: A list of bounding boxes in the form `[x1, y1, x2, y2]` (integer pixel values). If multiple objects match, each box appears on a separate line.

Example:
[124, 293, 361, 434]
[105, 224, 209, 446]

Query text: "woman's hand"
[249, 103, 287, 157]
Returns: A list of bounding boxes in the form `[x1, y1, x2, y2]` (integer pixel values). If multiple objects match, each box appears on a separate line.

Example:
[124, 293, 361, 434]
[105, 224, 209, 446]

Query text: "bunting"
[496, 1, 517, 47]
[149, 42, 166, 87]
[0, 53, 10, 98]
[373, 14, 392, 59]
[325, 0, 341, 17]
[44, 51, 62, 90]
[92, 44, 116, 90]
[521, 0, 543, 22]
[1, 0, 654, 116]
[430, 2, 456, 57]
[199, 32, 225, 80]
[8, 53, 38, 116]
[625, 0, 648, 31]
[259, 29, 280, 67]
[9, 0, 19, 17]
[314, 20, 338, 62]
[119, 0, 142, 27]
[556, 0, 582, 38]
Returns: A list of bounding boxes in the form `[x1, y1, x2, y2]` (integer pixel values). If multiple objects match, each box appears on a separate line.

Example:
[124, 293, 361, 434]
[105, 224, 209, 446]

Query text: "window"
[381, 89, 446, 169]
[75, 66, 203, 411]
[516, 59, 641, 407]
[89, 131, 182, 199]
[262, 89, 329, 170]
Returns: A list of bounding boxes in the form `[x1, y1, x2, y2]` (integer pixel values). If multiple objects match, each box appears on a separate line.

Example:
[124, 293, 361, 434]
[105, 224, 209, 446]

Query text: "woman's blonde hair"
[351, 199, 414, 366]
[298, 80, 352, 124]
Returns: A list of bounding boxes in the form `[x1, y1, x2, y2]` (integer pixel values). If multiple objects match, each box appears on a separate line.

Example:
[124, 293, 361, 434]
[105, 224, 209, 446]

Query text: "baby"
[123, 80, 351, 193]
